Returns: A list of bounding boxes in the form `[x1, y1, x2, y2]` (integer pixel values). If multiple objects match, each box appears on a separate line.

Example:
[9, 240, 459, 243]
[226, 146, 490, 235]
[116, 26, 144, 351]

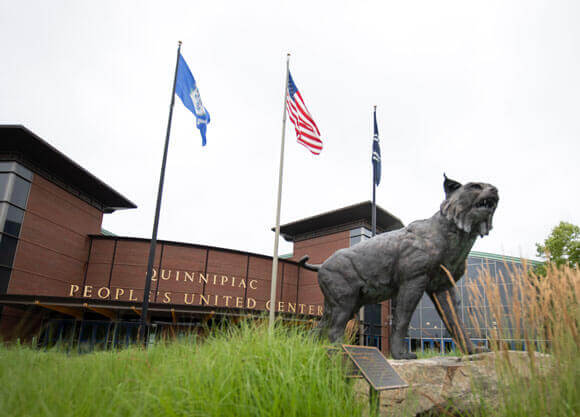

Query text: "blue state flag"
[175, 53, 210, 146]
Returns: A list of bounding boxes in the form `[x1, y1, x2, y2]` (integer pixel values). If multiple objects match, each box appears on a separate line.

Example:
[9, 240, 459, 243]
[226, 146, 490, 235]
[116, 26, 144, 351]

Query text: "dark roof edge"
[278, 200, 404, 240]
[0, 125, 137, 211]
[279, 201, 393, 229]
[282, 219, 387, 243]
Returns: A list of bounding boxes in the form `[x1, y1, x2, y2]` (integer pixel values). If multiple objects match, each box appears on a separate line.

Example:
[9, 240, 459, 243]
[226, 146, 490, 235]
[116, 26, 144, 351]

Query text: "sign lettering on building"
[67, 268, 323, 315]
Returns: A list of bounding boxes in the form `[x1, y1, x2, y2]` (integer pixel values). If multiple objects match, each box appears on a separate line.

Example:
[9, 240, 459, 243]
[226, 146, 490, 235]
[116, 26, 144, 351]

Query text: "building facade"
[0, 125, 537, 354]
[407, 252, 540, 354]
[0, 126, 404, 354]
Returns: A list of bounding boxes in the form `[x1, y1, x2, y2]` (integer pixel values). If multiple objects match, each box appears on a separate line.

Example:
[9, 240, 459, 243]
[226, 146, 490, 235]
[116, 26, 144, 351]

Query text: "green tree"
[535, 221, 580, 274]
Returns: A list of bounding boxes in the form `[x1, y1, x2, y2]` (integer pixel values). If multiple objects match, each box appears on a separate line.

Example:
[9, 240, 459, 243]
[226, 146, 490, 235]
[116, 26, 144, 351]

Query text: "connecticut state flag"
[175, 54, 210, 146]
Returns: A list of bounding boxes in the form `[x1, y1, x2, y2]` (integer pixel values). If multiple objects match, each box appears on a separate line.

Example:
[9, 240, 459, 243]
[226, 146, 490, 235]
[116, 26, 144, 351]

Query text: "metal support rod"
[269, 53, 290, 330]
[140, 41, 182, 344]
[369, 386, 380, 416]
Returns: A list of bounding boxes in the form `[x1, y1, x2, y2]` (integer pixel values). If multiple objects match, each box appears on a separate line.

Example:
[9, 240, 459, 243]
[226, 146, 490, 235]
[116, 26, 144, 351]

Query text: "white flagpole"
[269, 53, 291, 330]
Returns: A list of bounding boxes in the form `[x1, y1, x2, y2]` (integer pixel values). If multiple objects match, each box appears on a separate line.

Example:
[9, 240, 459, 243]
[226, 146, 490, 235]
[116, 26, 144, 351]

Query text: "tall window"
[0, 162, 33, 294]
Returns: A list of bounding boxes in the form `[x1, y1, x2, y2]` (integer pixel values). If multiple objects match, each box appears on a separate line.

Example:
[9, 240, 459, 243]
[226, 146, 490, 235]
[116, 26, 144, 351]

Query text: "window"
[421, 294, 435, 309]
[0, 174, 9, 201]
[10, 175, 30, 208]
[498, 284, 513, 306]
[0, 173, 31, 209]
[0, 203, 25, 237]
[365, 304, 382, 337]
[409, 311, 421, 337]
[421, 307, 442, 330]
[0, 233, 18, 268]
[0, 266, 11, 294]
[462, 284, 486, 307]
[0, 162, 33, 181]
[0, 162, 32, 295]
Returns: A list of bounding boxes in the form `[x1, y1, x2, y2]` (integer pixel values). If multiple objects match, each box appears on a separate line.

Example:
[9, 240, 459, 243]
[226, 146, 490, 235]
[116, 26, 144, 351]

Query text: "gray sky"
[1, 0, 578, 260]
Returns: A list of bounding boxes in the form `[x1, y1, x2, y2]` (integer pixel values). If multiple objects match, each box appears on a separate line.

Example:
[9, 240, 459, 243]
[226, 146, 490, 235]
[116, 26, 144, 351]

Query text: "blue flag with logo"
[175, 53, 210, 146]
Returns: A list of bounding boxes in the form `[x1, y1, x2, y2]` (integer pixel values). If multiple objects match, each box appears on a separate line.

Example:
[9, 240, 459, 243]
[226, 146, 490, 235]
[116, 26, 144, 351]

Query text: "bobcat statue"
[300, 175, 499, 359]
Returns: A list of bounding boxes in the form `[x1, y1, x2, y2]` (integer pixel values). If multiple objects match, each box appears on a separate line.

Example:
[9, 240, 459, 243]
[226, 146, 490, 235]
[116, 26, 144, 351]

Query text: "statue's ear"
[443, 174, 462, 198]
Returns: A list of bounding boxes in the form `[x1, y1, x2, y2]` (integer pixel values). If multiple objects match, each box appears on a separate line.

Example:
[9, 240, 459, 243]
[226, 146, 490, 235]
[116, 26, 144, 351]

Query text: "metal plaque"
[326, 346, 361, 378]
[342, 345, 408, 391]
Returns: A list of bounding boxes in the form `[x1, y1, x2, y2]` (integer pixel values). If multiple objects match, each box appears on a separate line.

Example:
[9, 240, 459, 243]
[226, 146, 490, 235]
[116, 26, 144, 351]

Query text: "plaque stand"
[369, 386, 380, 416]
[342, 345, 408, 416]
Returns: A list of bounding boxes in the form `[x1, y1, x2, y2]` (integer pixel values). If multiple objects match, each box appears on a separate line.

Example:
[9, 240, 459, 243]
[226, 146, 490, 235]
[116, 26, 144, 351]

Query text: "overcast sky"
[1, 0, 578, 260]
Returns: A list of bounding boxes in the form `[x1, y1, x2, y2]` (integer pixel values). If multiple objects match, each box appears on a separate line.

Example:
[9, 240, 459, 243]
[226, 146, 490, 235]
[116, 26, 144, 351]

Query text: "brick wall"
[78, 237, 321, 315]
[291, 230, 349, 308]
[9, 175, 102, 296]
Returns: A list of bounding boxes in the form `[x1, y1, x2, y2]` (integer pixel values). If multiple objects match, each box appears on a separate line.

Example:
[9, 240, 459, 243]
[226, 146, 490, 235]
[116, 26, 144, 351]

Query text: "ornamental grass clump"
[0, 321, 364, 417]
[467, 263, 579, 416]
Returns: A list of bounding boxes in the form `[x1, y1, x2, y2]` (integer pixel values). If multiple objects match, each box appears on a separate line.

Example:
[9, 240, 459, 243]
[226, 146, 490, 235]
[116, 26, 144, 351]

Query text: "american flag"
[286, 71, 323, 155]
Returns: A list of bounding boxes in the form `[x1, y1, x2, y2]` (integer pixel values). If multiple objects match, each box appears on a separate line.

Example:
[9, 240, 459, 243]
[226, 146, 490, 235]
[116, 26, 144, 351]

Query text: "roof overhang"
[0, 125, 136, 213]
[0, 294, 321, 321]
[278, 201, 404, 242]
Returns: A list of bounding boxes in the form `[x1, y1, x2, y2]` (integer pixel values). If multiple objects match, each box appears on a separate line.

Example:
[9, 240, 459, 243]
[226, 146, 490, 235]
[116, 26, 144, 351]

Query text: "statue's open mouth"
[476, 197, 498, 210]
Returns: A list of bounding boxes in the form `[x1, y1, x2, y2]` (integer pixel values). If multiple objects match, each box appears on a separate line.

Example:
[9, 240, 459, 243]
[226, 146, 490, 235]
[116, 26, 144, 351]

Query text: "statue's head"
[440, 174, 499, 237]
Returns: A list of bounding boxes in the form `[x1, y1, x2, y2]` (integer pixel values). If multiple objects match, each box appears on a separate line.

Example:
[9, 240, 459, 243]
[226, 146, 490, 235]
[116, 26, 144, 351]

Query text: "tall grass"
[467, 263, 580, 416]
[0, 321, 364, 417]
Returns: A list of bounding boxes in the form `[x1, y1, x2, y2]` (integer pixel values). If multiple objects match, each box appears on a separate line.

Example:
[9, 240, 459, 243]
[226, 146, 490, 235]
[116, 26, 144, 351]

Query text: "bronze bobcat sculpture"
[300, 175, 499, 359]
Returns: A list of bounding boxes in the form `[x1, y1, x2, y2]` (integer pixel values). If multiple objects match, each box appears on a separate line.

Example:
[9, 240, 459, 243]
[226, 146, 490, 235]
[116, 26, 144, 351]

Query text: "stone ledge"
[353, 351, 551, 416]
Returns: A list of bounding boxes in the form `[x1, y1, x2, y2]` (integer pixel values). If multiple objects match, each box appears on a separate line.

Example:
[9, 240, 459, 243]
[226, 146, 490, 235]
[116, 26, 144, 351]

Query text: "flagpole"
[372, 182, 376, 236]
[139, 40, 182, 344]
[367, 127, 376, 341]
[361, 105, 379, 346]
[372, 105, 377, 238]
[269, 53, 291, 330]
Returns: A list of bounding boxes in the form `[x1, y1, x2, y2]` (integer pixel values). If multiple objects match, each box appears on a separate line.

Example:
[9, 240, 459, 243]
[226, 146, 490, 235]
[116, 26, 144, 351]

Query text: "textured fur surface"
[308, 176, 499, 359]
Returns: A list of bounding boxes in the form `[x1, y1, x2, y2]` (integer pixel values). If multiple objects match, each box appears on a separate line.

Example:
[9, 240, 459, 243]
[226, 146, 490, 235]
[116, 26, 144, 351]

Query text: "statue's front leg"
[391, 277, 428, 359]
[429, 287, 478, 355]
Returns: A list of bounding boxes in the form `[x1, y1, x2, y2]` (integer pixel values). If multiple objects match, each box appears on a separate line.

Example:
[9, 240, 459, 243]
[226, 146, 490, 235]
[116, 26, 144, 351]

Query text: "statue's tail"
[298, 255, 321, 272]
